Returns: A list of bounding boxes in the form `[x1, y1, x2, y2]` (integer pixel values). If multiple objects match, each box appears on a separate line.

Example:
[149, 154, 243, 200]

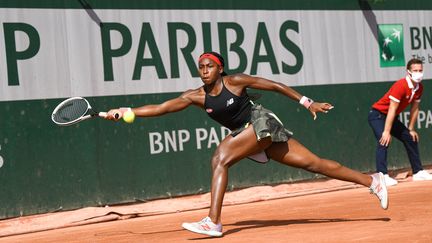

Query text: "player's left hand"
[308, 102, 334, 120]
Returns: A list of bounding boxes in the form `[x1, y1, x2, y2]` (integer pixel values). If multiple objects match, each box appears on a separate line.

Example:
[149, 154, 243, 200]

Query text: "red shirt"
[372, 76, 423, 115]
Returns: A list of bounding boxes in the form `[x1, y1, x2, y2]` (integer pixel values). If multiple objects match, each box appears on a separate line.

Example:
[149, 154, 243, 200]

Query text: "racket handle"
[99, 112, 108, 118]
[114, 113, 120, 119]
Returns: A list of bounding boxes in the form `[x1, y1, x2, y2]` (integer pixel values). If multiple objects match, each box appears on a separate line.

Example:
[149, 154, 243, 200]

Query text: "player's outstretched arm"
[106, 89, 201, 121]
[230, 74, 334, 119]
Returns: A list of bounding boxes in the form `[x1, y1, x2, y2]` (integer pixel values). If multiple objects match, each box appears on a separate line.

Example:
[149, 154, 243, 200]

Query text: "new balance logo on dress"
[226, 98, 234, 107]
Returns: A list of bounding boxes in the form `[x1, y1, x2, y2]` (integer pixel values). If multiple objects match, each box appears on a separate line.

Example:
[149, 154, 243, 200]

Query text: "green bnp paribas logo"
[378, 24, 405, 67]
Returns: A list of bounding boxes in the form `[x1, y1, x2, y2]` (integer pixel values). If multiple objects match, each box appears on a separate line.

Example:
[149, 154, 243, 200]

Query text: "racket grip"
[99, 112, 108, 118]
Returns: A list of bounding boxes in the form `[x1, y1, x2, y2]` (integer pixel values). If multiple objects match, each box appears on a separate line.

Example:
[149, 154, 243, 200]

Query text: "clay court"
[1, 173, 431, 243]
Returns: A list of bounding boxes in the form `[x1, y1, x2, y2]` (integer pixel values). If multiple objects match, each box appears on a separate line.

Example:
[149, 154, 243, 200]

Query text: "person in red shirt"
[369, 58, 432, 186]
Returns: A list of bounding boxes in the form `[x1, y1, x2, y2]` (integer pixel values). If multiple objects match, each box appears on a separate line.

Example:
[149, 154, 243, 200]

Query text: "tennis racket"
[51, 97, 114, 126]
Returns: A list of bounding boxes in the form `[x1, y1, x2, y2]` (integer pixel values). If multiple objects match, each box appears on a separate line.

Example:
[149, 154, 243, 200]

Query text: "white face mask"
[408, 70, 424, 83]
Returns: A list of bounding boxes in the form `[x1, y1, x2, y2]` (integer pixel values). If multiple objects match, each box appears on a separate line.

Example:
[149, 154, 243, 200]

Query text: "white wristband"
[299, 96, 314, 109]
[119, 107, 132, 115]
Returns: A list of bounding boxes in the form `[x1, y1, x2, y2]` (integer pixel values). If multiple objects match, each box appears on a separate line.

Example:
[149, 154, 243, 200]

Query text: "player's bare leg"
[266, 138, 388, 209]
[266, 138, 372, 186]
[209, 125, 272, 223]
[182, 125, 272, 236]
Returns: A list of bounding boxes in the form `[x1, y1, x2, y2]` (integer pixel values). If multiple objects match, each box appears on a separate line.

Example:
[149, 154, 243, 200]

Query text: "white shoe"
[182, 217, 223, 237]
[370, 172, 389, 210]
[413, 170, 432, 181]
[384, 174, 398, 186]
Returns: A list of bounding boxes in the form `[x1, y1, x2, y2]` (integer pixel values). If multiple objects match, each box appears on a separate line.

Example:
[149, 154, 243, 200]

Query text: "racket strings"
[53, 99, 89, 123]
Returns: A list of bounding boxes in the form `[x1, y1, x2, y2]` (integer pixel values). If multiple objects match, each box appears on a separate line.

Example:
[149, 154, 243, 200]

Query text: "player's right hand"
[106, 109, 122, 121]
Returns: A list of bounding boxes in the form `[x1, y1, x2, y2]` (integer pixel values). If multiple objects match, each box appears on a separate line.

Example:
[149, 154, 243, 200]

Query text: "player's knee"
[304, 160, 320, 173]
[211, 151, 232, 171]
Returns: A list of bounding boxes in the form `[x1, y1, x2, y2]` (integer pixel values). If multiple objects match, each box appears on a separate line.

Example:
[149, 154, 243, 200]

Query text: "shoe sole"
[182, 223, 223, 237]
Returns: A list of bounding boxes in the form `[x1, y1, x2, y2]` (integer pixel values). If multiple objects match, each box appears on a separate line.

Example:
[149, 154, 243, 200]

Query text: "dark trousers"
[368, 109, 423, 174]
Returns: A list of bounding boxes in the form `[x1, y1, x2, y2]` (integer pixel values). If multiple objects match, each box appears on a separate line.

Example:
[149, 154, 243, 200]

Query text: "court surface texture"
[1, 170, 431, 243]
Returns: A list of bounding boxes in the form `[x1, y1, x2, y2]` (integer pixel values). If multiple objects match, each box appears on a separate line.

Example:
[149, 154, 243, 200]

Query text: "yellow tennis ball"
[122, 110, 135, 123]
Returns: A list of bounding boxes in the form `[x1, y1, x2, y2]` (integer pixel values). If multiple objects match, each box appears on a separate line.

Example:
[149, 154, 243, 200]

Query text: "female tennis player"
[106, 52, 388, 237]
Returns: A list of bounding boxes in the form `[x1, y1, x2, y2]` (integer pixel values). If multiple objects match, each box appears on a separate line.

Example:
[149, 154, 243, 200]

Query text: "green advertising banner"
[378, 24, 405, 67]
